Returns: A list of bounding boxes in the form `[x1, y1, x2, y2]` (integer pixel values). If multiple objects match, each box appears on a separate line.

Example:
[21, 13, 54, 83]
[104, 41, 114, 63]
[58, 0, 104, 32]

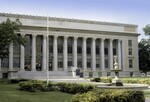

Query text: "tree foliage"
[0, 18, 26, 59]
[143, 24, 150, 36]
[138, 38, 150, 74]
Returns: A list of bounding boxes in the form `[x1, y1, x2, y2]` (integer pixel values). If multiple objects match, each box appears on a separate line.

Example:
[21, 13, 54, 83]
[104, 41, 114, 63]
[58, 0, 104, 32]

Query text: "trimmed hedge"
[122, 79, 150, 85]
[90, 77, 112, 83]
[53, 82, 96, 94]
[90, 77, 150, 85]
[19, 81, 96, 94]
[19, 80, 47, 92]
[72, 89, 145, 102]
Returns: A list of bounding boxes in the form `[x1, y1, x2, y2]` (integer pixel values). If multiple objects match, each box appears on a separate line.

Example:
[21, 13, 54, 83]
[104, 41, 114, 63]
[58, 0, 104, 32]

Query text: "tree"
[138, 38, 150, 75]
[143, 24, 150, 36]
[0, 18, 26, 59]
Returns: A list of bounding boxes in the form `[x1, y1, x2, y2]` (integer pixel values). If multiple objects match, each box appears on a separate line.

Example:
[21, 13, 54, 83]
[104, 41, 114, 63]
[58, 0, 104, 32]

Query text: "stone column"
[101, 38, 105, 71]
[42, 35, 47, 71]
[83, 37, 87, 71]
[63, 36, 68, 71]
[9, 42, 13, 71]
[83, 37, 88, 77]
[118, 39, 122, 69]
[53, 35, 58, 71]
[31, 34, 36, 71]
[92, 38, 96, 70]
[109, 39, 113, 70]
[92, 38, 98, 77]
[20, 35, 25, 71]
[73, 36, 78, 67]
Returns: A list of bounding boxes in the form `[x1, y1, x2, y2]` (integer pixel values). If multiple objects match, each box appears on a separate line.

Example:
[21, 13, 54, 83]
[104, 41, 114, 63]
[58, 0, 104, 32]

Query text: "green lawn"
[144, 90, 150, 98]
[0, 80, 72, 102]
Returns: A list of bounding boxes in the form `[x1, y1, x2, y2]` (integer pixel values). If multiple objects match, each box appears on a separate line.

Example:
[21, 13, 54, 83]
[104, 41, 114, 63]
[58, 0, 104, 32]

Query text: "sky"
[0, 0, 150, 41]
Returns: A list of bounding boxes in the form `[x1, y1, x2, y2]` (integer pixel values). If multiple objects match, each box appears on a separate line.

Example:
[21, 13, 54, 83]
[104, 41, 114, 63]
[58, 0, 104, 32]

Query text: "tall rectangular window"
[128, 40, 132, 55]
[105, 48, 108, 55]
[129, 59, 133, 68]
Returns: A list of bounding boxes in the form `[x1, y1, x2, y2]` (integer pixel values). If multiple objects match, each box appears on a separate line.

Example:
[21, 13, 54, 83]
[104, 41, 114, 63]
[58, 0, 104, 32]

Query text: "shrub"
[90, 78, 100, 82]
[53, 82, 96, 94]
[122, 79, 150, 85]
[19, 80, 47, 92]
[9, 79, 30, 84]
[72, 89, 145, 102]
[19, 81, 95, 93]
[100, 77, 112, 83]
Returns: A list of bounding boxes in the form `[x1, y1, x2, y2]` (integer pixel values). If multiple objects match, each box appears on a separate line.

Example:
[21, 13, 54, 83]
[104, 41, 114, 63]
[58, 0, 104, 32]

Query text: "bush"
[50, 82, 96, 94]
[90, 78, 100, 82]
[122, 79, 150, 85]
[100, 77, 112, 83]
[72, 89, 145, 102]
[19, 81, 95, 93]
[19, 80, 47, 92]
[9, 79, 30, 84]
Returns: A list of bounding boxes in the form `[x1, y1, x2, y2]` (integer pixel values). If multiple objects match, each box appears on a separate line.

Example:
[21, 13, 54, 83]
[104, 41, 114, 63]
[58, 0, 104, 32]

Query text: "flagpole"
[46, 15, 49, 85]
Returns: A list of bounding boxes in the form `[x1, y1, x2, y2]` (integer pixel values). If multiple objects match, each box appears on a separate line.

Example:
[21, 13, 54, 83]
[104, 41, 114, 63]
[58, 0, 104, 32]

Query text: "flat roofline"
[0, 12, 138, 27]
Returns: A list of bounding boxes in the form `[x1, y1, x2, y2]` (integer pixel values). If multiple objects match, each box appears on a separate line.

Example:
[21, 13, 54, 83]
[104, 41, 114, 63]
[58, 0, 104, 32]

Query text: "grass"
[144, 90, 150, 98]
[0, 80, 72, 102]
[0, 78, 150, 102]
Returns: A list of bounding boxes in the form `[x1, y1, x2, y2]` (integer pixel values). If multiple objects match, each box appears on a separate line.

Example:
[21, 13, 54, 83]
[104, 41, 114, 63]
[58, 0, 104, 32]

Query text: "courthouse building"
[0, 13, 140, 79]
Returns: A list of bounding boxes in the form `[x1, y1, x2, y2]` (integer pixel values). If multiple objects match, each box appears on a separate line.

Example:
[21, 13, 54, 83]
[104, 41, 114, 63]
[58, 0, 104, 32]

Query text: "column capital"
[64, 36, 68, 39]
[74, 36, 78, 40]
[101, 38, 105, 41]
[118, 39, 122, 42]
[43, 34, 47, 38]
[110, 38, 114, 42]
[54, 35, 58, 39]
[92, 37, 97, 41]
[32, 34, 37, 37]
[83, 37, 87, 40]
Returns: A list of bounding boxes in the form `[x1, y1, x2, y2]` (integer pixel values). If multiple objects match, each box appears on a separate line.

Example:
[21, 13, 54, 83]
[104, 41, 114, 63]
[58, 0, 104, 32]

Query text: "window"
[86, 47, 91, 54]
[129, 48, 132, 55]
[113, 48, 116, 55]
[96, 59, 100, 68]
[77, 60, 82, 68]
[68, 46, 72, 54]
[128, 40, 132, 47]
[49, 46, 53, 53]
[58, 45, 63, 53]
[105, 59, 108, 68]
[128, 40, 132, 55]
[105, 48, 108, 55]
[58, 61, 63, 68]
[87, 62, 91, 68]
[96, 46, 100, 54]
[77, 46, 82, 54]
[68, 61, 72, 67]
[129, 59, 133, 68]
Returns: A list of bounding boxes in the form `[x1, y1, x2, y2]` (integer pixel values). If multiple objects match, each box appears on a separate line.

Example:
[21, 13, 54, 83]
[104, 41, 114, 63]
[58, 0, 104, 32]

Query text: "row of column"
[8, 34, 122, 72]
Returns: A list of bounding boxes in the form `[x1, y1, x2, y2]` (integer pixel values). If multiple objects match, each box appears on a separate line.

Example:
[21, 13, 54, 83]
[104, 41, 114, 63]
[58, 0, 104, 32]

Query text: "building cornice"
[0, 12, 138, 27]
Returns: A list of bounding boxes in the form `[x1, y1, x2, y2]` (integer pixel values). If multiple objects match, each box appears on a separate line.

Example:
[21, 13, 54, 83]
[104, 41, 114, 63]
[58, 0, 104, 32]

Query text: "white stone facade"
[0, 13, 140, 79]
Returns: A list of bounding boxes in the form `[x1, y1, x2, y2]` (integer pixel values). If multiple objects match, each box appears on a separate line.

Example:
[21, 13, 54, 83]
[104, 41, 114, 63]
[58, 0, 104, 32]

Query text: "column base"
[93, 71, 98, 78]
[8, 71, 18, 79]
[102, 71, 107, 77]
[83, 71, 89, 78]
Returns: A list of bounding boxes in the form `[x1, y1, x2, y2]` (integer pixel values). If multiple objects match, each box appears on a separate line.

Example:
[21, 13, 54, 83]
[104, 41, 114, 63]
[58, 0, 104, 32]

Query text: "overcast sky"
[0, 0, 149, 41]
